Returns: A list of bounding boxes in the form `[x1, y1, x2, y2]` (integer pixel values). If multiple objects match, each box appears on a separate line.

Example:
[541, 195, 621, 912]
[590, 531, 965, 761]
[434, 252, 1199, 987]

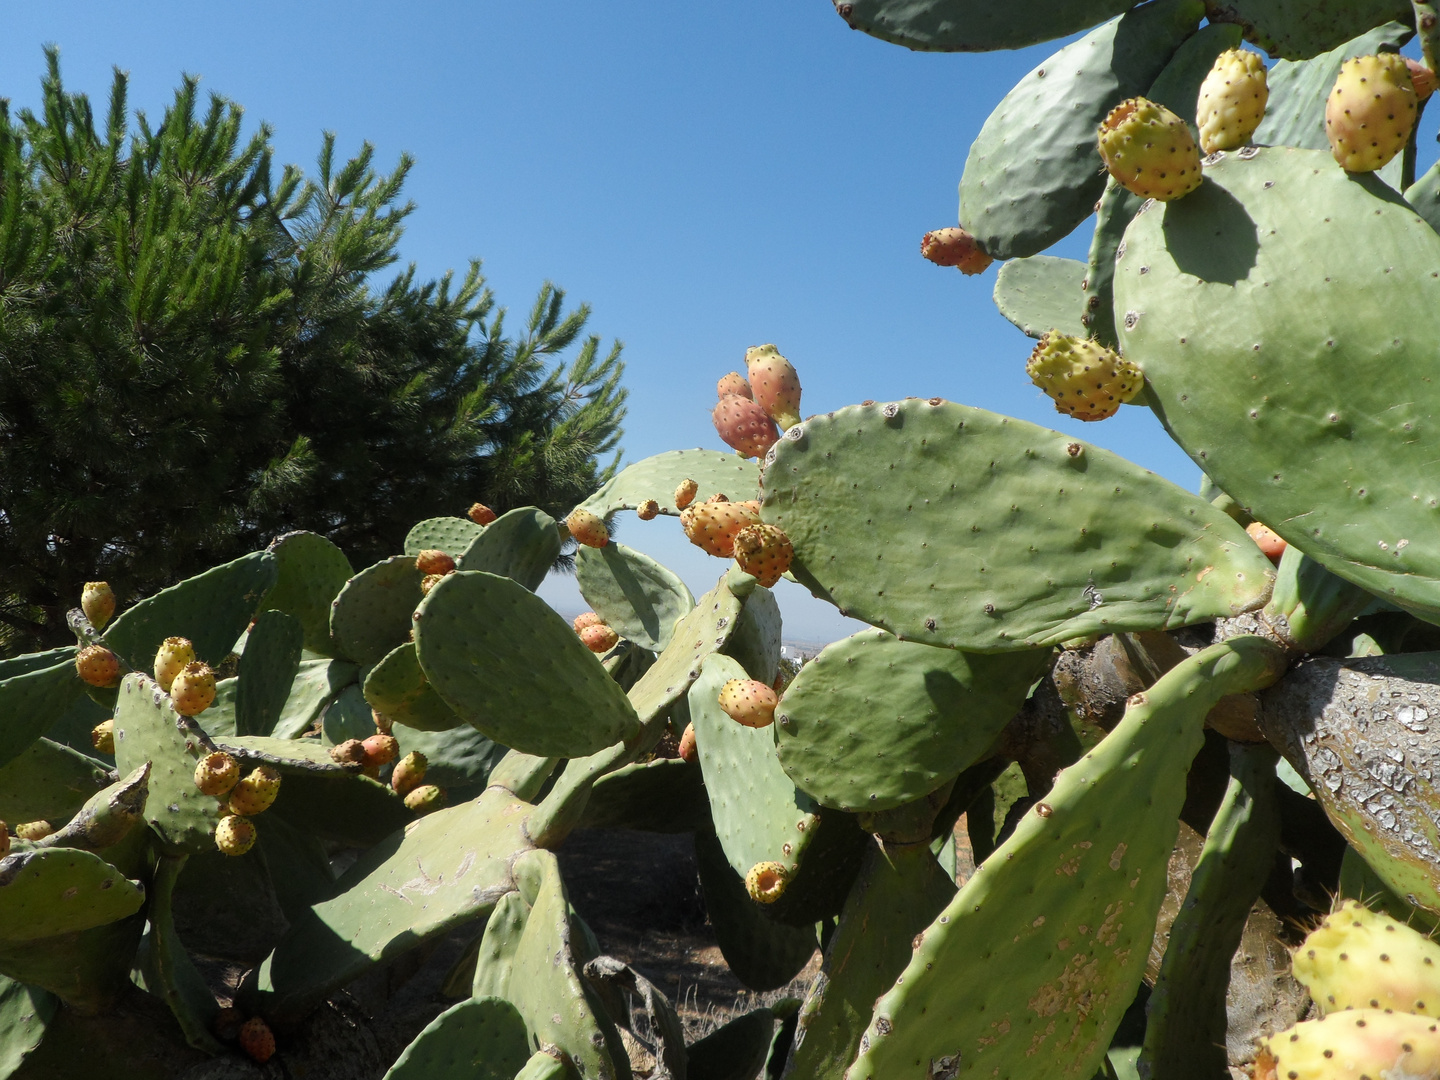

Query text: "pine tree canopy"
[0, 50, 627, 656]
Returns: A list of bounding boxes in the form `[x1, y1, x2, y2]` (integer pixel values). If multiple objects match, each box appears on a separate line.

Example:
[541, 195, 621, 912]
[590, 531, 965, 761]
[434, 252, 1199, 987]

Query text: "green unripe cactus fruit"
[1255, 1010, 1440, 1080]
[564, 508, 609, 548]
[1292, 899, 1440, 1017]
[1325, 54, 1417, 173]
[227, 765, 281, 816]
[717, 678, 777, 728]
[1097, 97, 1203, 201]
[1026, 331, 1144, 421]
[732, 523, 793, 588]
[153, 636, 196, 694]
[391, 751, 428, 796]
[404, 783, 446, 814]
[75, 644, 121, 688]
[193, 751, 240, 797]
[744, 344, 802, 430]
[746, 861, 788, 904]
[169, 661, 216, 716]
[920, 227, 993, 276]
[81, 581, 115, 630]
[215, 814, 256, 856]
[1196, 47, 1268, 153]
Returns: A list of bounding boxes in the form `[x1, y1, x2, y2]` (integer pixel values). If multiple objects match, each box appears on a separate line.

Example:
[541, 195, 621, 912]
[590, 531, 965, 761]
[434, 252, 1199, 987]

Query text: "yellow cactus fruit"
[1097, 97, 1203, 201]
[170, 661, 216, 716]
[636, 498, 660, 521]
[420, 573, 444, 596]
[718, 678, 778, 728]
[215, 815, 257, 856]
[404, 784, 446, 815]
[1326, 53, 1417, 173]
[565, 508, 609, 548]
[228, 765, 281, 816]
[91, 718, 115, 755]
[733, 523, 793, 588]
[194, 751, 241, 797]
[745, 861, 789, 904]
[1026, 332, 1144, 422]
[673, 478, 699, 510]
[75, 644, 122, 688]
[81, 581, 116, 630]
[154, 636, 196, 694]
[14, 821, 53, 841]
[1196, 48, 1268, 153]
[682, 500, 761, 558]
[1291, 899, 1440, 1017]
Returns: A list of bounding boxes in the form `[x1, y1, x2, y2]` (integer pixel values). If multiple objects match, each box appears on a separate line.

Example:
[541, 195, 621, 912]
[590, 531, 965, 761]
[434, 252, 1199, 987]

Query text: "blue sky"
[2, 3, 1393, 641]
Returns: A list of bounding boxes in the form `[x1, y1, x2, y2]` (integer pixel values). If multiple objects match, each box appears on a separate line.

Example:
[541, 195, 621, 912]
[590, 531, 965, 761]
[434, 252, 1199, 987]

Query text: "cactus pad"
[329, 554, 426, 666]
[0, 738, 110, 826]
[260, 531, 353, 654]
[404, 516, 484, 560]
[457, 507, 563, 591]
[0, 974, 56, 1076]
[831, 0, 1134, 52]
[234, 610, 304, 737]
[577, 448, 759, 519]
[0, 848, 145, 942]
[761, 399, 1273, 651]
[382, 995, 532, 1080]
[415, 571, 641, 757]
[992, 256, 1087, 340]
[0, 660, 87, 771]
[272, 658, 360, 738]
[365, 642, 465, 732]
[575, 542, 694, 652]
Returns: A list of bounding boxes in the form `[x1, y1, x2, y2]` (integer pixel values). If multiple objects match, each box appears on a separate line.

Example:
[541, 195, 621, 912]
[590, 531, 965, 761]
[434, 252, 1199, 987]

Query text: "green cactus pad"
[135, 854, 221, 1053]
[389, 721, 507, 801]
[234, 609, 304, 737]
[1140, 743, 1280, 1078]
[722, 585, 782, 686]
[112, 673, 225, 854]
[776, 631, 1048, 812]
[0, 847, 145, 942]
[35, 763, 150, 853]
[503, 849, 623, 1079]
[404, 516, 484, 560]
[365, 642, 465, 732]
[102, 551, 276, 668]
[0, 646, 76, 683]
[415, 571, 640, 758]
[0, 912, 146, 1016]
[579, 757, 709, 833]
[575, 542, 694, 652]
[329, 554, 426, 666]
[0, 974, 56, 1076]
[1115, 147, 1440, 619]
[260, 531, 354, 655]
[1209, 0, 1410, 60]
[577, 448, 760, 518]
[687, 1006, 777, 1080]
[761, 399, 1273, 651]
[626, 574, 745, 725]
[0, 738, 110, 826]
[958, 0, 1204, 260]
[216, 734, 409, 846]
[844, 636, 1284, 1080]
[272, 658, 360, 738]
[830, 0, 1132, 52]
[382, 996, 532, 1080]
[785, 841, 956, 1080]
[486, 750, 560, 802]
[470, 890, 528, 1000]
[515, 1050, 581, 1080]
[693, 829, 818, 992]
[254, 815, 337, 926]
[321, 683, 376, 745]
[457, 507, 562, 591]
[0, 661, 87, 772]
[993, 256, 1087, 340]
[258, 787, 530, 1019]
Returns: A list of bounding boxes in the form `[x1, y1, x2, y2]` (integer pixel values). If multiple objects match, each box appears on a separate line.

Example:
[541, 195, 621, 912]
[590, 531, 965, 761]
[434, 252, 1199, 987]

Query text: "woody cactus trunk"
[5, 2, 1440, 1077]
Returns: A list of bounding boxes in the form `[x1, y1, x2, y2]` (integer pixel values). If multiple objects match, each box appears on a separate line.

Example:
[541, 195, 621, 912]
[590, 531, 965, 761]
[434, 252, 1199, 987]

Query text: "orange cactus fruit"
[718, 678, 778, 728]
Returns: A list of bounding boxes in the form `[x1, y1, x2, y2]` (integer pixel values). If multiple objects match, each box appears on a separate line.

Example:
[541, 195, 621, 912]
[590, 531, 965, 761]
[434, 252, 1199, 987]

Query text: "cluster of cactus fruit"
[7, 3, 1440, 1078]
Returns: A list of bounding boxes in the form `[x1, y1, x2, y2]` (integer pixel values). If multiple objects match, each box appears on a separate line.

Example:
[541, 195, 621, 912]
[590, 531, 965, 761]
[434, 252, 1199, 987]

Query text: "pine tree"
[0, 51, 625, 656]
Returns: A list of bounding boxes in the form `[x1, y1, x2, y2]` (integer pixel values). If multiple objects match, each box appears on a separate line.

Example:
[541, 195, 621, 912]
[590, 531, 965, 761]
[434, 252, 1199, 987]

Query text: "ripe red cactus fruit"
[1246, 521, 1287, 564]
[362, 734, 399, 769]
[579, 623, 620, 653]
[678, 723, 698, 763]
[415, 549, 456, 576]
[329, 739, 367, 767]
[712, 394, 780, 459]
[238, 1016, 275, 1063]
[573, 611, 606, 633]
[467, 502, 498, 525]
[920, 227, 993, 275]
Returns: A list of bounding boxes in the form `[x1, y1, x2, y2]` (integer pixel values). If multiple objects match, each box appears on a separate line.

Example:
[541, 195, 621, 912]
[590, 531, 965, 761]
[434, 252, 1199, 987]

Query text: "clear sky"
[5, 3, 1421, 642]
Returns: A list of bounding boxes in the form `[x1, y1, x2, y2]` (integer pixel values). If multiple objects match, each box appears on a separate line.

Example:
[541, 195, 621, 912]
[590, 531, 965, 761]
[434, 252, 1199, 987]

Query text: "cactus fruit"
[1291, 899, 1440, 1017]
[372, 708, 393, 735]
[717, 678, 778, 728]
[420, 572, 444, 595]
[170, 661, 217, 716]
[745, 861, 789, 904]
[75, 644, 121, 688]
[920, 227, 993, 276]
[0, 828, 8, 859]
[238, 1016, 275, 1063]
[1406, 58, 1436, 101]
[415, 548, 456, 576]
[329, 739, 367, 767]
[194, 751, 241, 797]
[1025, 331, 1144, 421]
[404, 784, 446, 814]
[14, 821, 53, 841]
[391, 751, 428, 796]
[565, 508, 609, 548]
[717, 371, 753, 399]
[215, 815, 257, 856]
[744, 344, 803, 430]
[81, 581, 116, 630]
[362, 733, 399, 769]
[91, 718, 115, 755]
[732, 523, 793, 587]
[681, 499, 761, 558]
[467, 502, 498, 526]
[1196, 48, 1268, 154]
[678, 723, 698, 763]
[637, 498, 660, 521]
[674, 478, 699, 510]
[153, 636, 196, 694]
[1247, 522, 1288, 564]
[579, 623, 620, 653]
[712, 394, 781, 459]
[1254, 1010, 1440, 1080]
[213, 1006, 243, 1041]
[1325, 54, 1417, 173]
[573, 611, 605, 633]
[1097, 97, 1203, 201]
[228, 766, 281, 816]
